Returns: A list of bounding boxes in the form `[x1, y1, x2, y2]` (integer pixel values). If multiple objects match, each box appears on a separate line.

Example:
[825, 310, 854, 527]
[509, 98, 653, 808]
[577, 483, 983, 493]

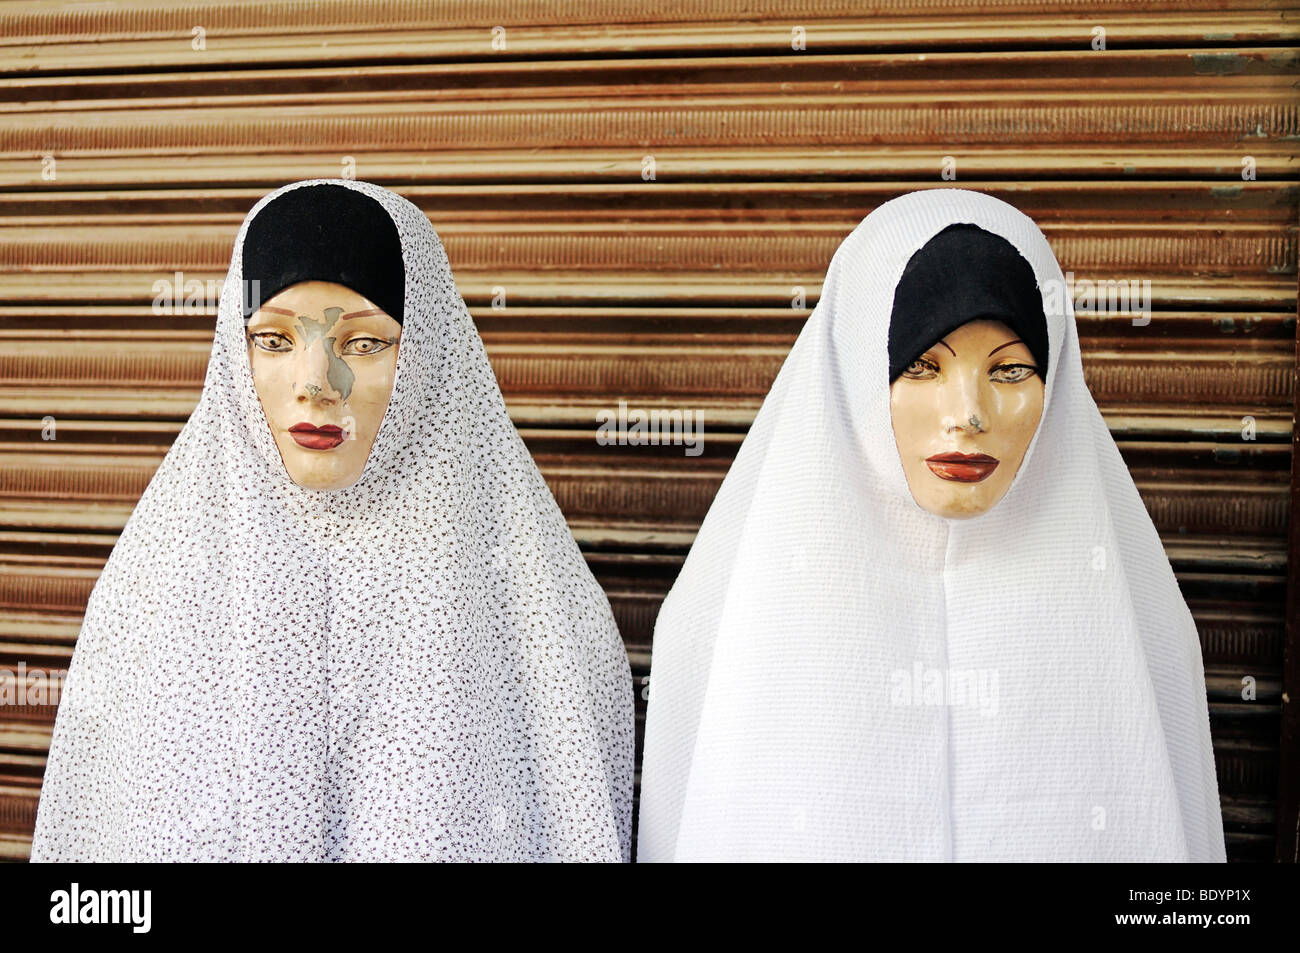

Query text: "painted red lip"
[288, 422, 345, 450]
[925, 451, 999, 483]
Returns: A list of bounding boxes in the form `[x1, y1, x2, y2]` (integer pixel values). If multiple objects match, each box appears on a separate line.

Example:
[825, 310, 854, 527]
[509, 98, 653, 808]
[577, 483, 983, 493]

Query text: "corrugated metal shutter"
[0, 0, 1296, 862]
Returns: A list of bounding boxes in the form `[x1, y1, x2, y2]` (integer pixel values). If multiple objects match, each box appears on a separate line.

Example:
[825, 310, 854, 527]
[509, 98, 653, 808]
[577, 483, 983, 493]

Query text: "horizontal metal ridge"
[5, 95, 1297, 155]
[1, 0, 1290, 44]
[2, 182, 1296, 220]
[4, 222, 1295, 276]
[2, 50, 1299, 114]
[3, 13, 1297, 75]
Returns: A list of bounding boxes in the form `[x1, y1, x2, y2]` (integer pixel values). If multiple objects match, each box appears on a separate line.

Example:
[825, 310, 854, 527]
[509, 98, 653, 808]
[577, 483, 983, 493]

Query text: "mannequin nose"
[295, 339, 339, 405]
[946, 371, 988, 434]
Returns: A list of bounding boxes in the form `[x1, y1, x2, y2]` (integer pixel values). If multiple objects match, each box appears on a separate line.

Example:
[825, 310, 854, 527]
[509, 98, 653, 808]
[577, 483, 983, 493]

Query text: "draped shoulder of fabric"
[30, 178, 635, 862]
[635, 188, 1224, 862]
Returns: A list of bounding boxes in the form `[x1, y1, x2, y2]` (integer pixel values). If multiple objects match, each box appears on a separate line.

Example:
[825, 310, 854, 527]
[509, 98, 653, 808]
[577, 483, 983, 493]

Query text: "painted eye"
[340, 336, 393, 356]
[901, 358, 939, 380]
[248, 331, 291, 352]
[990, 363, 1037, 384]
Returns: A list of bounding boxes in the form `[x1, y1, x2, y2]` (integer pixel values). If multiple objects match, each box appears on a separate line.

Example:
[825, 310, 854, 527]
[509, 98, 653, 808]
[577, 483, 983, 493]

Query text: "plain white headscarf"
[637, 188, 1225, 862]
[31, 179, 634, 862]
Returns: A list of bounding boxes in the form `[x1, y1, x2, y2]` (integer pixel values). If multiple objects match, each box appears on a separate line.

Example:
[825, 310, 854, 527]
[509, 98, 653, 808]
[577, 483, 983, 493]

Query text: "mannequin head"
[885, 221, 1049, 519]
[889, 318, 1043, 518]
[247, 280, 401, 490]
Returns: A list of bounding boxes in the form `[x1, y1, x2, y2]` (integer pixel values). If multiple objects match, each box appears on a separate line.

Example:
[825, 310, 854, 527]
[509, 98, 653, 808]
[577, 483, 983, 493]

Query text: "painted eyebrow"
[935, 339, 956, 356]
[987, 339, 1026, 358]
[252, 306, 386, 320]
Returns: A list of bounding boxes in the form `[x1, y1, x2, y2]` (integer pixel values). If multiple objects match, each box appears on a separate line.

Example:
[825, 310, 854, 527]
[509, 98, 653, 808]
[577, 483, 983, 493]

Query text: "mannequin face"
[889, 319, 1044, 519]
[247, 281, 401, 491]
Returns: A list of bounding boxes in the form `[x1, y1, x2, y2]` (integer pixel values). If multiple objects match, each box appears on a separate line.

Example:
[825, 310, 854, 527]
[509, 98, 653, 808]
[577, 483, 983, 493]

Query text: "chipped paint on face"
[246, 281, 401, 492]
[296, 306, 357, 401]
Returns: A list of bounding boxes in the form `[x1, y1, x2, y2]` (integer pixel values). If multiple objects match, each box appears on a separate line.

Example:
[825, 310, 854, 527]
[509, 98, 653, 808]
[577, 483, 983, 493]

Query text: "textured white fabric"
[31, 179, 634, 862]
[637, 188, 1225, 862]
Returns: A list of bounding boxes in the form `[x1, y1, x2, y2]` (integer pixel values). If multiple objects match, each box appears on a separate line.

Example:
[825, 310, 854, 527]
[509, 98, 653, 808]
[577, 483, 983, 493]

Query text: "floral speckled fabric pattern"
[30, 179, 635, 862]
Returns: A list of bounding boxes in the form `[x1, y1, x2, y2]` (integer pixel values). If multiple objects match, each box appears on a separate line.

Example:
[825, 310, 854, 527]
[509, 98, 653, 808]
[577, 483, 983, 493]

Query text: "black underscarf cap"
[888, 222, 1048, 383]
[241, 183, 406, 324]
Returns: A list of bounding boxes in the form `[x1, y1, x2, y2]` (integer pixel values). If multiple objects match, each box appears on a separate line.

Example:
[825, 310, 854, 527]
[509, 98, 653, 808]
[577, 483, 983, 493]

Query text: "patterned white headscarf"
[31, 179, 634, 862]
[637, 189, 1224, 862]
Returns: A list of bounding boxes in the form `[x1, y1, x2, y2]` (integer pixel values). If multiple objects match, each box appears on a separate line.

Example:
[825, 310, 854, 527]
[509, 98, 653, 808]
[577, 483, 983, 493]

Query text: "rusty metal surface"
[0, 1, 1296, 862]
[1278, 205, 1300, 863]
